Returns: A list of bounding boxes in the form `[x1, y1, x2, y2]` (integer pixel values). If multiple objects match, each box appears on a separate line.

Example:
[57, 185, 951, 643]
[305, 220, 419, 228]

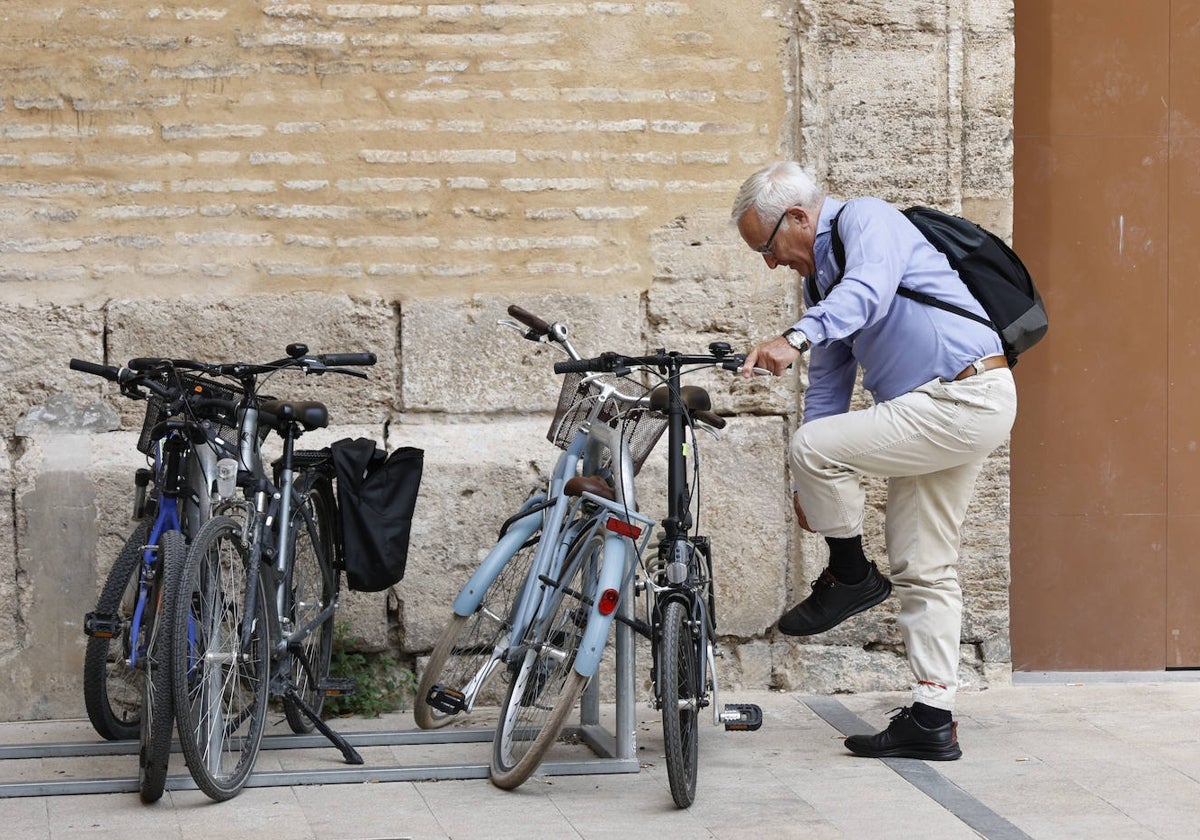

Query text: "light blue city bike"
[415, 305, 762, 806]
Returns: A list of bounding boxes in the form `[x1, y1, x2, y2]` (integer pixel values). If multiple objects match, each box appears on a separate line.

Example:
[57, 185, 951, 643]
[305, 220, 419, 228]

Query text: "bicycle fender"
[452, 506, 542, 617]
[572, 530, 629, 677]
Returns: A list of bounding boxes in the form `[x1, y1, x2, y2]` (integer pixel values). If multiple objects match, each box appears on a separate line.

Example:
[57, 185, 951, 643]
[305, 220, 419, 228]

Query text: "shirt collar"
[815, 196, 844, 238]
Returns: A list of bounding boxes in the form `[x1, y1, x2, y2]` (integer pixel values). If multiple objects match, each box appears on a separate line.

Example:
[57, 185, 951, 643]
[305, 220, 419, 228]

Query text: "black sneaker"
[844, 706, 962, 761]
[776, 564, 891, 636]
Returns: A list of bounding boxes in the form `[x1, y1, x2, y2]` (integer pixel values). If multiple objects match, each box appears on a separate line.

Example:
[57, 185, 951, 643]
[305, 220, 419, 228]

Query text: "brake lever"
[322, 367, 369, 380]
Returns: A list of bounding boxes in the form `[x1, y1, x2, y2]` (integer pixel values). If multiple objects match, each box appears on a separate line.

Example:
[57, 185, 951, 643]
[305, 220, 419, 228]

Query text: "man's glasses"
[754, 208, 790, 256]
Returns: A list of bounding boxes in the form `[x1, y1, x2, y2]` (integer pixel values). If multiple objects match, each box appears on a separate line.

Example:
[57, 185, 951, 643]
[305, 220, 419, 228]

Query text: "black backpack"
[330, 437, 424, 592]
[820, 204, 1048, 367]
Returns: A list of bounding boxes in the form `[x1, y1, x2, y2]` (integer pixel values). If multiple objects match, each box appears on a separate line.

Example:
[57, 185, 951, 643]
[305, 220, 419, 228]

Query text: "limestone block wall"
[0, 0, 1016, 721]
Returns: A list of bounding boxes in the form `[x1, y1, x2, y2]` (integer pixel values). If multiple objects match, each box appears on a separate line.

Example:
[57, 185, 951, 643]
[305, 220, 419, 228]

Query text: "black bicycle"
[166, 344, 373, 801]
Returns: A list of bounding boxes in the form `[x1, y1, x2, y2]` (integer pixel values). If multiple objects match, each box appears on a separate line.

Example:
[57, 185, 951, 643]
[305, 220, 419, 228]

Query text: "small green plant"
[325, 621, 417, 718]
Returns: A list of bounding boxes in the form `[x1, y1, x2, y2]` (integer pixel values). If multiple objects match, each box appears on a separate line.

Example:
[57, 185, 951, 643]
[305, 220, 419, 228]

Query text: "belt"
[953, 355, 1008, 381]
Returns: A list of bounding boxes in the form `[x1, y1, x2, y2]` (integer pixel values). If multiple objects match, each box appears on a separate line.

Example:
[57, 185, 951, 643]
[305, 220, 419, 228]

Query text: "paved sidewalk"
[2, 678, 1199, 839]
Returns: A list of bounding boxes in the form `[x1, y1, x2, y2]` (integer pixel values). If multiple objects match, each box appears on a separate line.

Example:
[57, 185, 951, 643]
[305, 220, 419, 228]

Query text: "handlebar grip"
[69, 358, 120, 382]
[508, 304, 552, 336]
[553, 356, 606, 375]
[320, 353, 377, 367]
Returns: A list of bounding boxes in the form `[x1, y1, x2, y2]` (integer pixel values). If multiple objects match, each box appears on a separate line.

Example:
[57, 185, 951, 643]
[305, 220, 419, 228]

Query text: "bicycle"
[414, 305, 657, 734]
[414, 305, 762, 806]
[74, 357, 254, 802]
[166, 344, 374, 801]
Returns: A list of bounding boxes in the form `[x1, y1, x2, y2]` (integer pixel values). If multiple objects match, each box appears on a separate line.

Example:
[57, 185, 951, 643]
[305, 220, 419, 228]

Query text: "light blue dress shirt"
[795, 197, 1004, 423]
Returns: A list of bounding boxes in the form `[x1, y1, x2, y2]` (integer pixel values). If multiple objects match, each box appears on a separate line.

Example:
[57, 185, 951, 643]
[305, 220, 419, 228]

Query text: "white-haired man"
[732, 161, 1018, 760]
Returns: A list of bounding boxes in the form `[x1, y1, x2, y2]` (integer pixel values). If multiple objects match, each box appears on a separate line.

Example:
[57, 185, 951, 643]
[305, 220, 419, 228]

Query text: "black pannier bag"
[330, 437, 424, 592]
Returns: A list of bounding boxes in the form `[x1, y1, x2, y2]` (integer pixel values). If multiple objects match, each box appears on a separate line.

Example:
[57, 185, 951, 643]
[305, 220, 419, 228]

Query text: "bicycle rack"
[0, 591, 640, 799]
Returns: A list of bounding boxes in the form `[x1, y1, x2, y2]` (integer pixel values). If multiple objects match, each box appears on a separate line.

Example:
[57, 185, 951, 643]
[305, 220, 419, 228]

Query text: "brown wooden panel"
[1166, 135, 1200, 513]
[1011, 512, 1166, 670]
[1170, 1, 1200, 133]
[1012, 0, 1173, 670]
[1010, 133, 1169, 520]
[1014, 1, 1169, 139]
[1167, 517, 1200, 666]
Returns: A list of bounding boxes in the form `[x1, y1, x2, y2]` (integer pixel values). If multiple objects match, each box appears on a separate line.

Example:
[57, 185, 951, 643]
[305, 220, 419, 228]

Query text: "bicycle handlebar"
[553, 350, 747, 376]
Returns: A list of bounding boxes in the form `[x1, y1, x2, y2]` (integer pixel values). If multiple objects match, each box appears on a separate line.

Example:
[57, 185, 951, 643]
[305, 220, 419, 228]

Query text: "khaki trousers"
[789, 368, 1017, 711]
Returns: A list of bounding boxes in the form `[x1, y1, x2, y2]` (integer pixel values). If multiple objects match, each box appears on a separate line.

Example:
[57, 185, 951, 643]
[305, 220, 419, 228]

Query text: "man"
[732, 161, 1017, 760]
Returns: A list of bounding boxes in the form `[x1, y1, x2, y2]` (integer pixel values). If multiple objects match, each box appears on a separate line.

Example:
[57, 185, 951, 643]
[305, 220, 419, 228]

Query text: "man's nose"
[763, 254, 779, 268]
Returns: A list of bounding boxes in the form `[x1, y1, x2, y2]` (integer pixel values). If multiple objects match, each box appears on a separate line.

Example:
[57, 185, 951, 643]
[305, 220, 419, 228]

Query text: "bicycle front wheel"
[489, 531, 602, 790]
[172, 515, 269, 802]
[660, 598, 701, 808]
[283, 477, 338, 734]
[83, 521, 149, 742]
[415, 535, 539, 730]
[138, 528, 183, 804]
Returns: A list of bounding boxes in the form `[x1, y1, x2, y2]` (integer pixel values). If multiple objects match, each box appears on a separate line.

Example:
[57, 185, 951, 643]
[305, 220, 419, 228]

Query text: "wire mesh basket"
[135, 373, 257, 456]
[547, 371, 667, 475]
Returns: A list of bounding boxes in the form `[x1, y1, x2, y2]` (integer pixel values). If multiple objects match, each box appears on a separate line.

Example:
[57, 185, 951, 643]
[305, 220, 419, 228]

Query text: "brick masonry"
[0, 1, 1015, 720]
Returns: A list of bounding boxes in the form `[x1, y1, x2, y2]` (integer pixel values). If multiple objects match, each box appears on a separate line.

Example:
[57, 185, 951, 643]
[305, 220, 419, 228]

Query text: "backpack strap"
[808, 205, 848, 304]
[825, 205, 993, 329]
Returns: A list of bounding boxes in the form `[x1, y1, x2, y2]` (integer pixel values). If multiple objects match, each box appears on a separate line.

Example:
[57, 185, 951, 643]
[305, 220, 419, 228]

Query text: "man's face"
[738, 205, 817, 276]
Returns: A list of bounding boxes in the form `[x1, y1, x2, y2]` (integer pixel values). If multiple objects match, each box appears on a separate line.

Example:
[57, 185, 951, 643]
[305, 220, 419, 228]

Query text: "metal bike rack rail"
[0, 598, 640, 799]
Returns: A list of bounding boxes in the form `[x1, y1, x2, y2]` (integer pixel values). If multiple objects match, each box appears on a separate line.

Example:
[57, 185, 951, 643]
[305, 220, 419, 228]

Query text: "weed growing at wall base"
[325, 622, 417, 718]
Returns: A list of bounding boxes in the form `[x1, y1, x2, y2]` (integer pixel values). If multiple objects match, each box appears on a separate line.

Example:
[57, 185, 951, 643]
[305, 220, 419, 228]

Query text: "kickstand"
[283, 684, 364, 765]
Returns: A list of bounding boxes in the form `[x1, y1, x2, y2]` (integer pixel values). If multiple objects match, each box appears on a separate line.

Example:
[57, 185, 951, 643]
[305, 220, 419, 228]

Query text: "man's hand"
[741, 335, 801, 377]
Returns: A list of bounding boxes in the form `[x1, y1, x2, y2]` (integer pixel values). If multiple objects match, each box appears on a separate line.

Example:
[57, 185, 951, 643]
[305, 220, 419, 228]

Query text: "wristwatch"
[782, 327, 810, 353]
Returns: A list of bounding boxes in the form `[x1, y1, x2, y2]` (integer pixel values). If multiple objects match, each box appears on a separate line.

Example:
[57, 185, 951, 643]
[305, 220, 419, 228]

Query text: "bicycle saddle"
[564, 474, 616, 502]
[649, 384, 711, 412]
[259, 400, 329, 432]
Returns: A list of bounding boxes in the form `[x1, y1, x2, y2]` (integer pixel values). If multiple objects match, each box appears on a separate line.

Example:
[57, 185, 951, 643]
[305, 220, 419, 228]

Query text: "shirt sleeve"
[796, 199, 911, 421]
[801, 339, 856, 422]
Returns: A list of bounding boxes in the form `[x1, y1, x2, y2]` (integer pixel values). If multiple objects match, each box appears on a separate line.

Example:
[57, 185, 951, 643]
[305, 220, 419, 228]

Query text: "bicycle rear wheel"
[489, 530, 602, 789]
[138, 528, 183, 804]
[414, 536, 539, 730]
[283, 477, 338, 734]
[660, 598, 701, 808]
[172, 515, 269, 802]
[83, 521, 149, 742]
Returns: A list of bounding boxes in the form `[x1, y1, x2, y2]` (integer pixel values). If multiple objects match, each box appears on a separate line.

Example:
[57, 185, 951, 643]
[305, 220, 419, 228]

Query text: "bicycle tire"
[489, 530, 602, 789]
[83, 521, 150, 742]
[283, 477, 338, 734]
[660, 598, 700, 808]
[138, 528, 184, 804]
[171, 515, 269, 802]
[414, 535, 539, 730]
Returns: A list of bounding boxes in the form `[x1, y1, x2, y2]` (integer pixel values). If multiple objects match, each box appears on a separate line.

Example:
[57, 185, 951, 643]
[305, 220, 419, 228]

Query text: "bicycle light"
[598, 588, 620, 616]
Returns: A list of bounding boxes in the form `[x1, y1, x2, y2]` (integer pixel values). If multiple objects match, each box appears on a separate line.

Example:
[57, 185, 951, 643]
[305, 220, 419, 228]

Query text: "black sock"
[825, 535, 870, 585]
[912, 702, 952, 728]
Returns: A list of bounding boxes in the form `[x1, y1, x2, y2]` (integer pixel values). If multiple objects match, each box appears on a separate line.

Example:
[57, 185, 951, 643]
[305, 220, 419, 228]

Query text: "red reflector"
[598, 588, 620, 616]
[605, 517, 641, 539]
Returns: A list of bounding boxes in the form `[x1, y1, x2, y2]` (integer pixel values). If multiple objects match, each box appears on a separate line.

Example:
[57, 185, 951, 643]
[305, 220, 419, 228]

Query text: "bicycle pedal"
[319, 677, 357, 697]
[425, 684, 467, 715]
[83, 611, 121, 639]
[720, 703, 763, 731]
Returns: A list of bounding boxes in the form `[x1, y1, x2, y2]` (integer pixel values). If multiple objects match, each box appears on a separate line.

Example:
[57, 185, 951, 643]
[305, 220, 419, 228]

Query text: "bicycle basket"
[136, 373, 267, 456]
[547, 371, 667, 475]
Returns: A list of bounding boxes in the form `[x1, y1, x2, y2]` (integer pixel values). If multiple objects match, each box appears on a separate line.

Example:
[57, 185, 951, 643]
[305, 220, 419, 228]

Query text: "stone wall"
[0, 0, 1015, 720]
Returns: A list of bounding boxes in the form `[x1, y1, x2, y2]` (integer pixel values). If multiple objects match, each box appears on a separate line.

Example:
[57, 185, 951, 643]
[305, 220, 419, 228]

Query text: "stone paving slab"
[2, 681, 1199, 839]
